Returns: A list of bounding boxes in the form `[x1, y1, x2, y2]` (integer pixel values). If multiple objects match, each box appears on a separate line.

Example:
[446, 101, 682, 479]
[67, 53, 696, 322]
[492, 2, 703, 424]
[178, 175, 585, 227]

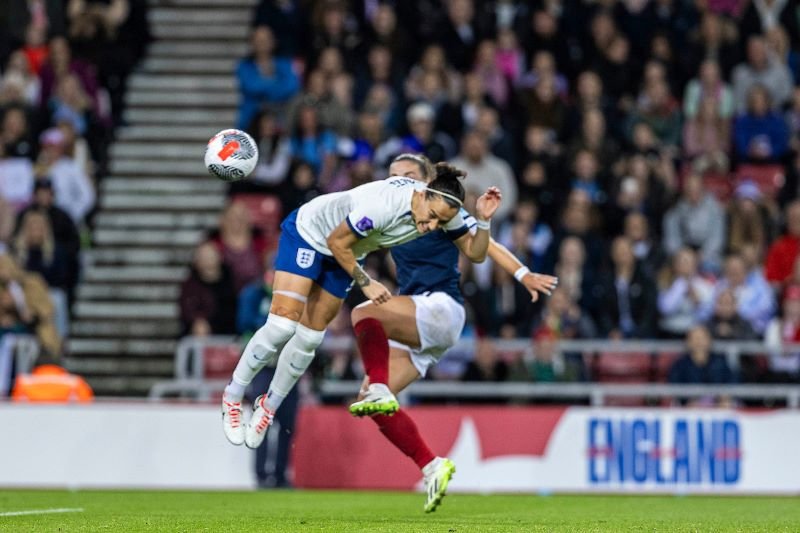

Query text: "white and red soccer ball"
[204, 129, 259, 182]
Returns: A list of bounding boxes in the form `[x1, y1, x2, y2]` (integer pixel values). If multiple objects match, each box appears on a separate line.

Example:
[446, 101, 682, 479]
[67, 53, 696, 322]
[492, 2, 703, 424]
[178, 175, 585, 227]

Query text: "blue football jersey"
[391, 209, 476, 304]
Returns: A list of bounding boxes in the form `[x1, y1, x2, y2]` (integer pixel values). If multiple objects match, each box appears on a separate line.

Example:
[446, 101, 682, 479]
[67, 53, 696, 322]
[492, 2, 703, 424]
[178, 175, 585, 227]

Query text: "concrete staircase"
[67, 0, 255, 395]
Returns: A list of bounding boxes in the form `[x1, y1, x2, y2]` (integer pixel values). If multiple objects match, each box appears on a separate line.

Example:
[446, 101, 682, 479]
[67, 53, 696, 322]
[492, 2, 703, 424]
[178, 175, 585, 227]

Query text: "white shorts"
[389, 292, 466, 377]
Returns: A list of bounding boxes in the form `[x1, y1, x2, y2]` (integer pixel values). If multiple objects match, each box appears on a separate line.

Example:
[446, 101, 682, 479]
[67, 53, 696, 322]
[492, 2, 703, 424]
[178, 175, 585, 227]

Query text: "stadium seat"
[702, 172, 734, 202]
[231, 194, 283, 235]
[202, 344, 241, 380]
[592, 351, 652, 383]
[735, 164, 785, 199]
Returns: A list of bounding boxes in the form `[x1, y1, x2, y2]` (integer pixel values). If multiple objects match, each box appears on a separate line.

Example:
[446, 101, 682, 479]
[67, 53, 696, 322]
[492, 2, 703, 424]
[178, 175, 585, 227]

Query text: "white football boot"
[422, 457, 456, 513]
[245, 394, 275, 449]
[348, 383, 399, 417]
[221, 395, 245, 446]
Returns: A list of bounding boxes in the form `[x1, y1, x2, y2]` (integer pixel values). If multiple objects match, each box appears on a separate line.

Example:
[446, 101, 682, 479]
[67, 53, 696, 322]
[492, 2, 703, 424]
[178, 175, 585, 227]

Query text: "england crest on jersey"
[296, 248, 316, 269]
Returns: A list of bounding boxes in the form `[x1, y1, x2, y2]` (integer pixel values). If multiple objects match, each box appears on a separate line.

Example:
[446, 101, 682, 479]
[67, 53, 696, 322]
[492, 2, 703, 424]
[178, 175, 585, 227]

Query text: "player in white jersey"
[221, 164, 502, 449]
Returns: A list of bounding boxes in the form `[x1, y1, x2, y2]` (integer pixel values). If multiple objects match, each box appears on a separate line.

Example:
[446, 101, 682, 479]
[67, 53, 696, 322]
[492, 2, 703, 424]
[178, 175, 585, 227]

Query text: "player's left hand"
[476, 186, 502, 221]
[522, 272, 559, 302]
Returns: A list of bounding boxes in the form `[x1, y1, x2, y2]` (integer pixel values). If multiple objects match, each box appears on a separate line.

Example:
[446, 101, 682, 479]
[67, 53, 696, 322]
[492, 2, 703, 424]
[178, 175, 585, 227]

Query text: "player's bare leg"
[348, 297, 419, 416]
[246, 284, 342, 449]
[222, 272, 310, 446]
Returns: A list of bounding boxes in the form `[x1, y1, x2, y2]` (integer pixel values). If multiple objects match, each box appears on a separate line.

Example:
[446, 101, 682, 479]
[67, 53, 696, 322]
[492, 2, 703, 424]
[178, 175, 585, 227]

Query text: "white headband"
[425, 187, 463, 207]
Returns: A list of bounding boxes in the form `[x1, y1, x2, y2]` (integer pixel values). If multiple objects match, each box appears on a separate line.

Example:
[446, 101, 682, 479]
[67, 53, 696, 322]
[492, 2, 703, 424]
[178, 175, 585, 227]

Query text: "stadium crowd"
[0, 0, 149, 383]
[180, 0, 800, 390]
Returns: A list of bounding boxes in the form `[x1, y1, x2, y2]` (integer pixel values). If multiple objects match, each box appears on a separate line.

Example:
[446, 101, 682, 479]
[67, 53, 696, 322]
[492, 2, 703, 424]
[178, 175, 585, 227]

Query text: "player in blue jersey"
[348, 154, 558, 512]
[221, 155, 503, 450]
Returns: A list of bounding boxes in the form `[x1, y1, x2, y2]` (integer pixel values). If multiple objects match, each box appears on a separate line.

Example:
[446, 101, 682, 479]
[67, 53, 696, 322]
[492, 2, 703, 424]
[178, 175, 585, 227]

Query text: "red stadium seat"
[202, 344, 241, 380]
[231, 194, 283, 235]
[592, 351, 652, 383]
[735, 164, 785, 199]
[702, 172, 734, 202]
[653, 352, 682, 383]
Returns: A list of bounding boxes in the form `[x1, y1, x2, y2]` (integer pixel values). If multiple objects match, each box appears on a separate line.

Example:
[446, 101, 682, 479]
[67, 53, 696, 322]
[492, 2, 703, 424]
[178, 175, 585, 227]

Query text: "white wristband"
[514, 266, 530, 282]
[475, 219, 491, 231]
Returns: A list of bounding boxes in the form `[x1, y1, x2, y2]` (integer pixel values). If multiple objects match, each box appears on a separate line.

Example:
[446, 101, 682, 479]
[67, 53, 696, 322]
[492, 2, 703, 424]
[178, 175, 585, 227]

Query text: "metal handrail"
[148, 335, 800, 401]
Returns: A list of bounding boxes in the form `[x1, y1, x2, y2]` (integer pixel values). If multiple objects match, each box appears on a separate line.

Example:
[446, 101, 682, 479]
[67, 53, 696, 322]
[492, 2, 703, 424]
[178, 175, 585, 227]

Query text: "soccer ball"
[204, 129, 259, 182]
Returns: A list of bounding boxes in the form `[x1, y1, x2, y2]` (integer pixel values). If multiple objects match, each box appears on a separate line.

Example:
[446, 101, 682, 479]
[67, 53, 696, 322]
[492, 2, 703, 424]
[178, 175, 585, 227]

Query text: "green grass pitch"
[1, 490, 799, 532]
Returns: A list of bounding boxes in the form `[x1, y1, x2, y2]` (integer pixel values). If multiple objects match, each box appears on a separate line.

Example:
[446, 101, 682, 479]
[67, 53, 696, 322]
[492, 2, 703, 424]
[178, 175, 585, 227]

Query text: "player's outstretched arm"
[454, 186, 502, 262]
[488, 239, 559, 302]
[326, 221, 392, 304]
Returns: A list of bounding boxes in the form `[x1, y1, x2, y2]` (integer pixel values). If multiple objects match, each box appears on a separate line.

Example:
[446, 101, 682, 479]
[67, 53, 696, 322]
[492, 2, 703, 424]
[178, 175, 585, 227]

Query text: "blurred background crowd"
[182, 0, 800, 389]
[3, 0, 800, 395]
[0, 0, 149, 366]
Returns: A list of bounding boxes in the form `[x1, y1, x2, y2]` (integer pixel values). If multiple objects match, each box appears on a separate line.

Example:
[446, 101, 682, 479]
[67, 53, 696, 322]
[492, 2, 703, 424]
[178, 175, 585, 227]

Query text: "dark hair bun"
[434, 162, 467, 182]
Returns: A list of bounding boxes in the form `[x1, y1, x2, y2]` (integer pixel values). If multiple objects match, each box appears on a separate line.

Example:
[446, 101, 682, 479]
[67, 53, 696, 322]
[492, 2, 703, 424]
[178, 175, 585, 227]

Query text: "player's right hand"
[362, 281, 392, 305]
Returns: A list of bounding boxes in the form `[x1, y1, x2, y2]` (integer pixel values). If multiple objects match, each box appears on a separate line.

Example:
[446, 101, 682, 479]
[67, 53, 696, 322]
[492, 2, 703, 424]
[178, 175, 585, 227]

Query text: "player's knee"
[285, 324, 326, 378]
[249, 314, 298, 364]
[271, 305, 303, 323]
[351, 302, 375, 325]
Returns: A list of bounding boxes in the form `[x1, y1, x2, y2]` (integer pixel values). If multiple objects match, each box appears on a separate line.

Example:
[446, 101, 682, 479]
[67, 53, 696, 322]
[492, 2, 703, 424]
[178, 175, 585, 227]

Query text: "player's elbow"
[468, 249, 488, 263]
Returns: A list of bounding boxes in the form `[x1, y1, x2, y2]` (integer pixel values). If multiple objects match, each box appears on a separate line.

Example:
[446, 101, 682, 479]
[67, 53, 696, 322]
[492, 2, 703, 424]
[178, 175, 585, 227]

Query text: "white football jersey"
[295, 176, 466, 259]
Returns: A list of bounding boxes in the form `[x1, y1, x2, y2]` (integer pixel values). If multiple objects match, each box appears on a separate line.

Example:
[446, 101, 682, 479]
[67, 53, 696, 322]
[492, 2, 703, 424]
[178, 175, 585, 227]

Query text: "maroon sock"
[354, 318, 389, 385]
[373, 411, 436, 469]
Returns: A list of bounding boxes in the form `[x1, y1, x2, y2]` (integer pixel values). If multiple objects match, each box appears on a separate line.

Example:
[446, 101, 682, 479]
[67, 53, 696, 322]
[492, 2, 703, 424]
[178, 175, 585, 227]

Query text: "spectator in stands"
[706, 289, 759, 341]
[731, 35, 793, 114]
[14, 178, 80, 296]
[699, 253, 775, 334]
[519, 72, 567, 138]
[354, 44, 402, 111]
[307, 1, 361, 65]
[497, 200, 552, 273]
[495, 28, 524, 86]
[253, 0, 306, 57]
[0, 253, 60, 357]
[38, 37, 104, 128]
[362, 2, 413, 70]
[178, 242, 237, 337]
[1, 105, 35, 159]
[569, 149, 606, 205]
[47, 73, 93, 137]
[596, 236, 658, 339]
[0, 197, 13, 249]
[231, 109, 291, 195]
[450, 130, 516, 222]
[683, 13, 739, 80]
[32, 127, 95, 225]
[0, 50, 41, 107]
[726, 180, 775, 256]
[765, 200, 800, 288]
[285, 69, 354, 137]
[764, 284, 800, 381]
[278, 160, 319, 213]
[472, 40, 508, 110]
[404, 44, 462, 107]
[534, 286, 597, 342]
[436, 72, 489, 142]
[237, 268, 299, 488]
[787, 86, 800, 154]
[682, 96, 731, 174]
[0, 146, 35, 214]
[624, 212, 664, 278]
[668, 325, 736, 386]
[764, 25, 799, 85]
[438, 0, 485, 72]
[209, 202, 268, 294]
[663, 173, 726, 274]
[461, 337, 509, 382]
[288, 103, 337, 187]
[12, 211, 71, 334]
[733, 85, 790, 163]
[626, 79, 682, 150]
[473, 106, 515, 171]
[567, 108, 620, 171]
[658, 247, 715, 339]
[683, 59, 734, 120]
[236, 25, 300, 129]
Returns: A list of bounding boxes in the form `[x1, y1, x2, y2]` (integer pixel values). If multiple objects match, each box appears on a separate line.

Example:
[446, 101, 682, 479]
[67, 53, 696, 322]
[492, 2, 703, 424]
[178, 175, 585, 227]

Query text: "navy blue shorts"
[273, 209, 355, 299]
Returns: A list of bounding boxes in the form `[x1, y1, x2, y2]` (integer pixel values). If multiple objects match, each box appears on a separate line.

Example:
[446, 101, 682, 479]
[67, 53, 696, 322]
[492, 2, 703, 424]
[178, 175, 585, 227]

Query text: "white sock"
[265, 324, 325, 412]
[223, 313, 298, 402]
